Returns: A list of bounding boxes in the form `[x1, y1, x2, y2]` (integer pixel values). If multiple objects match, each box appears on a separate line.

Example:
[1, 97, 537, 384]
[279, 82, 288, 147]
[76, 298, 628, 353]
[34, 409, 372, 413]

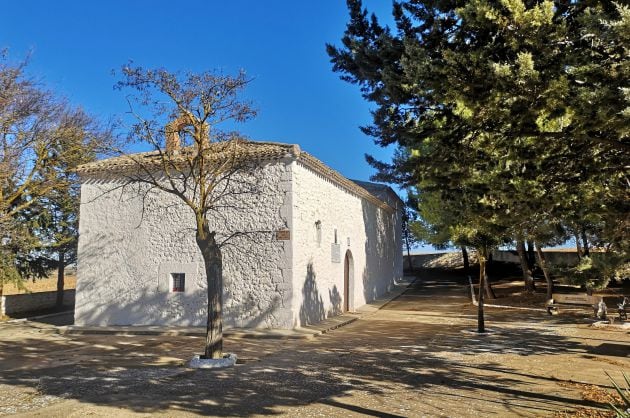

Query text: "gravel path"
[0, 272, 628, 417]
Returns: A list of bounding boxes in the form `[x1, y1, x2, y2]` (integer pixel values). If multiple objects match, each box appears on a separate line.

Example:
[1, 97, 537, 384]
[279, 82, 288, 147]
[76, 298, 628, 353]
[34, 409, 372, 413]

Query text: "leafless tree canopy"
[0, 53, 112, 298]
[115, 64, 260, 237]
[114, 64, 263, 358]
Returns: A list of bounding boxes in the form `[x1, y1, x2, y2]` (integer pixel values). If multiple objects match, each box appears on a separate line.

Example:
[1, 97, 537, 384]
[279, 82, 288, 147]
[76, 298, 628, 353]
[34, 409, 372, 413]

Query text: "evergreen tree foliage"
[328, 0, 629, 291]
[0, 54, 109, 309]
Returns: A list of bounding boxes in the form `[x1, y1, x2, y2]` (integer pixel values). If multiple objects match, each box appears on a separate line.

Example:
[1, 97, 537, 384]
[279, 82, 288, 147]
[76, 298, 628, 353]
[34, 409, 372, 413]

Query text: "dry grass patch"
[2, 275, 76, 295]
[553, 381, 624, 418]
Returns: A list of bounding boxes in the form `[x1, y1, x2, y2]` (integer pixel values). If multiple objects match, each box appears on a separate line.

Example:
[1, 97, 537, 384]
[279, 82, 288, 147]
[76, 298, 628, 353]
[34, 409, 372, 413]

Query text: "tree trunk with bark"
[56, 251, 65, 308]
[534, 243, 553, 301]
[575, 232, 583, 260]
[483, 268, 496, 299]
[581, 228, 590, 257]
[405, 231, 414, 273]
[477, 254, 486, 333]
[461, 246, 469, 275]
[196, 221, 223, 359]
[516, 240, 536, 292]
[526, 240, 536, 270]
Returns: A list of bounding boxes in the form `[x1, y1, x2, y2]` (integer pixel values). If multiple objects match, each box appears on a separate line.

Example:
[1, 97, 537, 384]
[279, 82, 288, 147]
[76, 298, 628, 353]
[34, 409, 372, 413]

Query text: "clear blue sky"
[1, 1, 397, 185]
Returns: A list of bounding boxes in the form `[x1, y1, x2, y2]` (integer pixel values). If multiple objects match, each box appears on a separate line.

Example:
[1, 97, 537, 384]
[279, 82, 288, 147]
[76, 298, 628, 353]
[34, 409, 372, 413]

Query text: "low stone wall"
[403, 249, 581, 272]
[404, 252, 471, 271]
[1, 290, 75, 316]
[491, 250, 580, 266]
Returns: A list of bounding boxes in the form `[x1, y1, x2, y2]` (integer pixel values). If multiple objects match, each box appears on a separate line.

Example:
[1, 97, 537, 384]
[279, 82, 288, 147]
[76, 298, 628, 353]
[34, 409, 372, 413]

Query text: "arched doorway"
[343, 250, 354, 312]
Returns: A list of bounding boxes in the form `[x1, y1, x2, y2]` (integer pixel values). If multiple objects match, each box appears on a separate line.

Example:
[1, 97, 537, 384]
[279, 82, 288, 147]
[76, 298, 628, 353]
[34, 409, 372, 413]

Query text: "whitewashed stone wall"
[76, 157, 402, 329]
[75, 161, 294, 328]
[1, 290, 75, 316]
[291, 162, 403, 327]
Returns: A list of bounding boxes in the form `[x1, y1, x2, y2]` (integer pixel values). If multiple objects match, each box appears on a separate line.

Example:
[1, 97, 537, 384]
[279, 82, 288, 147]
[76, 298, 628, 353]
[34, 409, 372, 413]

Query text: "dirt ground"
[0, 270, 628, 417]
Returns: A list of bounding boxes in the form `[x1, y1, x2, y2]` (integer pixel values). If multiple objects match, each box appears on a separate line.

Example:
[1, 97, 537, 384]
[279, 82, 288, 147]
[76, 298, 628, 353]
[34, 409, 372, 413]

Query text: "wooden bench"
[546, 293, 599, 315]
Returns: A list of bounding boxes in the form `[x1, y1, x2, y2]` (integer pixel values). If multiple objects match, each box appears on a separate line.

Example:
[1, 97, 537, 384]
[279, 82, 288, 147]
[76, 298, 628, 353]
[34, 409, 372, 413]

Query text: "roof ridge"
[76, 139, 395, 212]
[76, 139, 298, 173]
[297, 152, 395, 213]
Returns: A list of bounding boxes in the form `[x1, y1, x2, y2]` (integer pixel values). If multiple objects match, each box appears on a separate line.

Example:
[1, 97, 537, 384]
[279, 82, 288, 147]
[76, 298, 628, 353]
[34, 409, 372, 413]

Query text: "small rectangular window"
[171, 273, 185, 292]
[334, 228, 338, 244]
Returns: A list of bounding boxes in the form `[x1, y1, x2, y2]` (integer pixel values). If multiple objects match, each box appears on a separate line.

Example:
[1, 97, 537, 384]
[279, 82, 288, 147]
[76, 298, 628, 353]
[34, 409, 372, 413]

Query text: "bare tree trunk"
[405, 231, 414, 273]
[56, 251, 65, 308]
[516, 240, 536, 292]
[484, 268, 496, 299]
[478, 254, 486, 333]
[461, 246, 469, 275]
[575, 232, 583, 260]
[196, 222, 223, 359]
[535, 243, 553, 302]
[581, 228, 590, 257]
[0, 282, 4, 317]
[526, 240, 536, 270]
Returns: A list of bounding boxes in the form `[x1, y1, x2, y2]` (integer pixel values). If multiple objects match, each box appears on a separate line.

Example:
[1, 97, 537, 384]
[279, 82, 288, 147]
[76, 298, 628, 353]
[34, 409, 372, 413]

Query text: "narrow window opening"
[171, 273, 185, 292]
[334, 228, 338, 244]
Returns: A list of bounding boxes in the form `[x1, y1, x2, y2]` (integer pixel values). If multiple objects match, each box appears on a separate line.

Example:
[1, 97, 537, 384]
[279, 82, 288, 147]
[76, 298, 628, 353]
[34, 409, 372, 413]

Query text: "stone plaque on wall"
[276, 230, 291, 240]
[331, 243, 341, 263]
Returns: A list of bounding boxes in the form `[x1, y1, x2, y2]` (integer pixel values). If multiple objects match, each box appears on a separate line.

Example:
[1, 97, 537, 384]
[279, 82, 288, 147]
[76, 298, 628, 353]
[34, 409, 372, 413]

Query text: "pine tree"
[328, 0, 629, 296]
[0, 55, 110, 313]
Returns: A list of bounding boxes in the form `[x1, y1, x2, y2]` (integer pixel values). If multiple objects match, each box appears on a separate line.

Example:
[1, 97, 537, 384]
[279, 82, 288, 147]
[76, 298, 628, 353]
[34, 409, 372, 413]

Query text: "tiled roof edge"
[76, 140, 394, 213]
[297, 153, 395, 214]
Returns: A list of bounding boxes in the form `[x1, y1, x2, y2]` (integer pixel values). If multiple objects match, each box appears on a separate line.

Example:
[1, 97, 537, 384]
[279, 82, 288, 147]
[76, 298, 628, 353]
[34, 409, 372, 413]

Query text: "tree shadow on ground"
[0, 323, 615, 417]
[0, 274, 626, 416]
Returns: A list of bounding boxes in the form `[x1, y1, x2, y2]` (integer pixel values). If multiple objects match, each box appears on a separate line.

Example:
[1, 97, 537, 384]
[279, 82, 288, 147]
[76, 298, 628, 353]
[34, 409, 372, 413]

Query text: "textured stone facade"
[75, 161, 294, 328]
[291, 162, 403, 326]
[75, 152, 402, 329]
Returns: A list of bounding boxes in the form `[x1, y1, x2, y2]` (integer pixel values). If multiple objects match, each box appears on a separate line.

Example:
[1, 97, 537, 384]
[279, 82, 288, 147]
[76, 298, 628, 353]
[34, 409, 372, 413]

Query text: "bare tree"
[0, 54, 110, 312]
[115, 64, 259, 359]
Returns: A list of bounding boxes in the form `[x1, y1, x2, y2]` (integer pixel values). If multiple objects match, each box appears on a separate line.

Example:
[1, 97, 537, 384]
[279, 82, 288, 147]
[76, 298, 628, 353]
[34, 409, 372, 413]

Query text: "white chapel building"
[74, 140, 403, 329]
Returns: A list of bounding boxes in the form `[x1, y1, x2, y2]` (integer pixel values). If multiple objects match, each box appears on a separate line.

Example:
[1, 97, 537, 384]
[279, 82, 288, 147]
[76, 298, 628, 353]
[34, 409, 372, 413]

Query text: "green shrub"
[552, 254, 629, 290]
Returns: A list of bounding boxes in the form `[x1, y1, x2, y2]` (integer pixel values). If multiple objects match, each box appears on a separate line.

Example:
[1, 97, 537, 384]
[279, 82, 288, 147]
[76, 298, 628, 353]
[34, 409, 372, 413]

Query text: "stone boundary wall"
[403, 250, 581, 271]
[404, 253, 464, 271]
[490, 250, 580, 266]
[1, 290, 75, 316]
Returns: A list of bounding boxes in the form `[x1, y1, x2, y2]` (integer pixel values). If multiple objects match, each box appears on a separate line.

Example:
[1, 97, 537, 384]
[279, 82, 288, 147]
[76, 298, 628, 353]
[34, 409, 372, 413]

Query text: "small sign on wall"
[331, 243, 341, 263]
[276, 229, 291, 240]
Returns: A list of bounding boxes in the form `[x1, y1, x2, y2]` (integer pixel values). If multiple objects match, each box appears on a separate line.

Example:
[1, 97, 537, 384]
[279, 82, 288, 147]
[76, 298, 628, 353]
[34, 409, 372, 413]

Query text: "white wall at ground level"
[291, 162, 402, 327]
[75, 162, 294, 328]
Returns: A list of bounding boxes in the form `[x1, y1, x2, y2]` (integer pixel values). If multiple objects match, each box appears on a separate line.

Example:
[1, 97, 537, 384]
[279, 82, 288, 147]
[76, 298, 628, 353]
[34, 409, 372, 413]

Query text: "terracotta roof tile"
[77, 139, 396, 212]
[76, 140, 300, 175]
